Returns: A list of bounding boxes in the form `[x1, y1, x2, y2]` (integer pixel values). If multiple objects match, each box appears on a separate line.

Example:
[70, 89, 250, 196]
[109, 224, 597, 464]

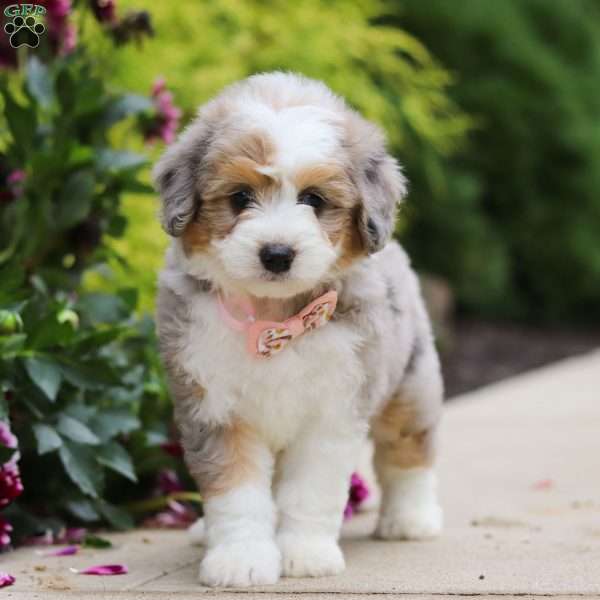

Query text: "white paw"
[277, 533, 345, 578]
[198, 539, 281, 587]
[188, 518, 205, 545]
[375, 501, 443, 540]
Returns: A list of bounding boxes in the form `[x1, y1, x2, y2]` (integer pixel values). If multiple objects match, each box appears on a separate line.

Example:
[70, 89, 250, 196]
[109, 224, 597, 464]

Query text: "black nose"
[259, 243, 296, 274]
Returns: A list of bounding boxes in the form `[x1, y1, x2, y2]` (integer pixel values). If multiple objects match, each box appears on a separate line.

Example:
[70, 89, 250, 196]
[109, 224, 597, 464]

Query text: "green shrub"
[0, 7, 179, 543]
[394, 0, 600, 322]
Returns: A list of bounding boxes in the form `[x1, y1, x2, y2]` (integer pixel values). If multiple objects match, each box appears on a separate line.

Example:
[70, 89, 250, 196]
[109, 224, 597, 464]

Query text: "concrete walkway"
[4, 350, 600, 599]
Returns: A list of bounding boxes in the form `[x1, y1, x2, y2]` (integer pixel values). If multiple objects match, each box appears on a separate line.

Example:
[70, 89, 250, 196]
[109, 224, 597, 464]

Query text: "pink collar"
[217, 290, 338, 358]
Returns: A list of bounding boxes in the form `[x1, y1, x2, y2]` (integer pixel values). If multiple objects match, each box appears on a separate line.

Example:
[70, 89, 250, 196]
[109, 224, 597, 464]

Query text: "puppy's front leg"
[182, 417, 280, 587]
[275, 423, 364, 578]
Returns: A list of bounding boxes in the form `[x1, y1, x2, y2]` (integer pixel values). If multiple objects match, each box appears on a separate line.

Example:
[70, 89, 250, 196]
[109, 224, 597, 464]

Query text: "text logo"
[3, 4, 46, 48]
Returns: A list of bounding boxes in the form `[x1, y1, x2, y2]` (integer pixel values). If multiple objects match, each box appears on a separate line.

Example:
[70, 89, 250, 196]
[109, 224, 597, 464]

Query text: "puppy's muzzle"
[259, 243, 296, 274]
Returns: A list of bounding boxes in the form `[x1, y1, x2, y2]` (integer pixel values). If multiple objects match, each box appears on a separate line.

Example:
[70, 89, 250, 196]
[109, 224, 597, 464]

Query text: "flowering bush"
[0, 2, 188, 546]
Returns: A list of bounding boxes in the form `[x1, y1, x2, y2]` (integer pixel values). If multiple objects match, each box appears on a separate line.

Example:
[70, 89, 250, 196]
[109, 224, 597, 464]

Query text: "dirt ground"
[441, 319, 600, 397]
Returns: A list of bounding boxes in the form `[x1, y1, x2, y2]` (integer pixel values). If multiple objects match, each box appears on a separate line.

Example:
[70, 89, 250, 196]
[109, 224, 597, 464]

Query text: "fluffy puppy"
[154, 72, 443, 587]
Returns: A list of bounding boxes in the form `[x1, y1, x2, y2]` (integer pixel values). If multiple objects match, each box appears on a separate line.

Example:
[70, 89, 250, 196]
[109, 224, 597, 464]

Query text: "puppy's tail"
[188, 517, 205, 545]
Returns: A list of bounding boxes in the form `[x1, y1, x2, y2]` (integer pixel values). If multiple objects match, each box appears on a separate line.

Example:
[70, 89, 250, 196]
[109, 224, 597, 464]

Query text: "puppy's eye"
[229, 188, 254, 214]
[298, 191, 326, 213]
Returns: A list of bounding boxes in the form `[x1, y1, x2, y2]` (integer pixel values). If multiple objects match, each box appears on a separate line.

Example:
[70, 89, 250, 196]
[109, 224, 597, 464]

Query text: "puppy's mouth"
[236, 269, 321, 299]
[259, 270, 291, 283]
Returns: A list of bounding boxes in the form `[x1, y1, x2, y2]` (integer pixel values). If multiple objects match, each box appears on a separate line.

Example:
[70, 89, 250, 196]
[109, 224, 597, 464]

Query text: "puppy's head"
[154, 72, 406, 298]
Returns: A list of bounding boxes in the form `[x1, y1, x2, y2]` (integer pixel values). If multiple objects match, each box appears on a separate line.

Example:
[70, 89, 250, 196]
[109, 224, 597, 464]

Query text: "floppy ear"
[347, 115, 407, 253]
[153, 121, 213, 237]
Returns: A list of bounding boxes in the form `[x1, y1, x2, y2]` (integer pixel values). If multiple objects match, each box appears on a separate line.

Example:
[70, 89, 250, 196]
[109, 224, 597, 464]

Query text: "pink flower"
[60, 23, 77, 55]
[1, 170, 25, 203]
[151, 77, 166, 96]
[45, 0, 77, 55]
[144, 77, 181, 145]
[0, 422, 17, 450]
[0, 461, 24, 509]
[8, 171, 25, 198]
[141, 500, 197, 529]
[45, 0, 71, 34]
[0, 572, 14, 587]
[0, 517, 13, 548]
[57, 527, 87, 544]
[46, 0, 71, 21]
[90, 0, 117, 24]
[156, 469, 183, 494]
[343, 472, 370, 520]
[160, 441, 183, 457]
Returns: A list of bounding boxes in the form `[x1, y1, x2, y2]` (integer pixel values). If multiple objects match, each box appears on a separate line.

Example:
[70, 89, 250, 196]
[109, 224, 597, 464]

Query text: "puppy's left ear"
[348, 116, 407, 253]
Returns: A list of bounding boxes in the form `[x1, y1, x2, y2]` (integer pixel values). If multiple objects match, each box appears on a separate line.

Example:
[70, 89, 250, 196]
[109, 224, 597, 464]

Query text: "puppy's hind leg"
[372, 334, 443, 540]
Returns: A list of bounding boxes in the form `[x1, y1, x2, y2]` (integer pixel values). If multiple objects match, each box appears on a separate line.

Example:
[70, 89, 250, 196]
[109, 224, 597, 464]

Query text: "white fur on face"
[213, 181, 338, 299]
[238, 102, 343, 172]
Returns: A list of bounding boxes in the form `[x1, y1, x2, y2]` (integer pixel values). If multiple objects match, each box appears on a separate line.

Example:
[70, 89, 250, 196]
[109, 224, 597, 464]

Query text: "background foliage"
[396, 0, 600, 321]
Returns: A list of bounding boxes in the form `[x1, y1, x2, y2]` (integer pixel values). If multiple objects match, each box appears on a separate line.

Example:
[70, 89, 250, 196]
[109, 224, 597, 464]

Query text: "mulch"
[441, 319, 600, 397]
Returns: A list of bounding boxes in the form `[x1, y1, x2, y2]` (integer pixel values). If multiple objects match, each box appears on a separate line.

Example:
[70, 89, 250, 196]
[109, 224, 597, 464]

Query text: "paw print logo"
[4, 15, 45, 48]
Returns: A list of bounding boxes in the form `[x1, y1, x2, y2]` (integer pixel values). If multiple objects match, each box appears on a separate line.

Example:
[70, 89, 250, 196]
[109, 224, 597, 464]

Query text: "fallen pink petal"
[37, 545, 78, 557]
[71, 564, 128, 576]
[533, 479, 554, 490]
[0, 572, 15, 587]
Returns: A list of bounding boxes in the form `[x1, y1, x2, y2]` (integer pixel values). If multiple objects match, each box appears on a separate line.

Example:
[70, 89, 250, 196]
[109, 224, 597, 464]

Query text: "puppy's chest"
[179, 295, 365, 447]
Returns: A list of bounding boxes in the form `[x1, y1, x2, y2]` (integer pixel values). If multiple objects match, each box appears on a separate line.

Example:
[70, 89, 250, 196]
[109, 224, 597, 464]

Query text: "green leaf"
[0, 445, 15, 464]
[30, 314, 76, 350]
[0, 333, 27, 354]
[26, 57, 54, 109]
[65, 499, 100, 522]
[95, 500, 133, 530]
[24, 357, 62, 401]
[117, 288, 138, 312]
[57, 414, 100, 445]
[2, 89, 36, 150]
[121, 180, 155, 194]
[96, 441, 137, 482]
[59, 441, 102, 498]
[60, 360, 119, 389]
[83, 534, 112, 549]
[77, 293, 128, 324]
[95, 149, 146, 173]
[56, 170, 96, 230]
[90, 409, 140, 442]
[0, 264, 25, 298]
[100, 94, 153, 127]
[32, 423, 62, 455]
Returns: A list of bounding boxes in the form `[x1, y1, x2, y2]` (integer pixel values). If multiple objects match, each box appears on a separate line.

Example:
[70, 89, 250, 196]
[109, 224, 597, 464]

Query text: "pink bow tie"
[217, 290, 338, 358]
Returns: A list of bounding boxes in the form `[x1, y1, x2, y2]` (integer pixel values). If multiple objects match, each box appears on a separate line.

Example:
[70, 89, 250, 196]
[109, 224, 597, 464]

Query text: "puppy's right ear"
[153, 123, 212, 237]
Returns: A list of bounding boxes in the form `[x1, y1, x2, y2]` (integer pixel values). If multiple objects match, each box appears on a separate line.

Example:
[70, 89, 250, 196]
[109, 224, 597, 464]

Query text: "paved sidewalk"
[4, 350, 600, 599]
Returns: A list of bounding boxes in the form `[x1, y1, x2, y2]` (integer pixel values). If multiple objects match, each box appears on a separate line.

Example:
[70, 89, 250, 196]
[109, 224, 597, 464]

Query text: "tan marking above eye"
[214, 157, 275, 191]
[292, 163, 356, 209]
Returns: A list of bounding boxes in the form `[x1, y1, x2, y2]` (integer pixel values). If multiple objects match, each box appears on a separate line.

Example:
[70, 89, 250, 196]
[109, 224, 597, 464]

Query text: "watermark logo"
[3, 4, 46, 49]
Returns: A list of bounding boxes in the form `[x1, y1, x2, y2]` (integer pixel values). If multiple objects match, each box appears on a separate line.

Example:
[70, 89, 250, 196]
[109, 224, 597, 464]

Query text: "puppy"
[154, 72, 443, 587]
